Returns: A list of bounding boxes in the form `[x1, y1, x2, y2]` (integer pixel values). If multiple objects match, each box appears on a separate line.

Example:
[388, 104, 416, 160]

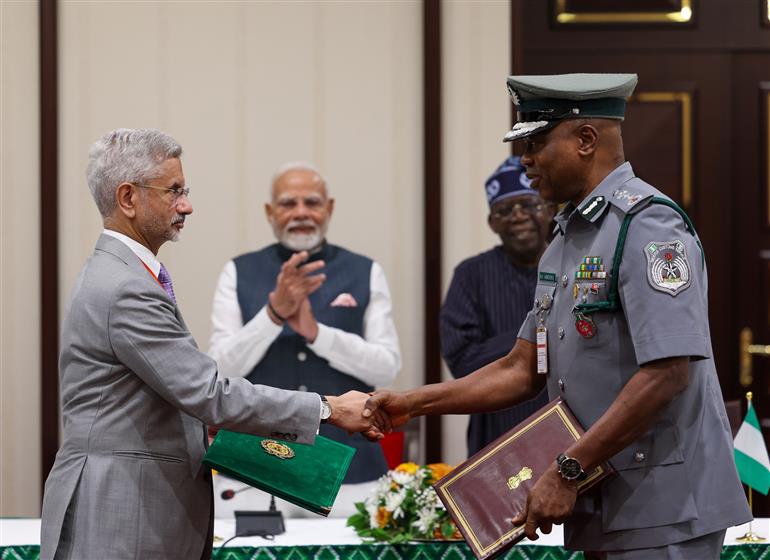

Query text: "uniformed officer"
[364, 73, 751, 558]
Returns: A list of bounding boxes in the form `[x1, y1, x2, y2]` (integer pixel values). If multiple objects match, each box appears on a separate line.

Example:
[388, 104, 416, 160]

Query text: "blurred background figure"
[208, 162, 402, 517]
[440, 156, 556, 456]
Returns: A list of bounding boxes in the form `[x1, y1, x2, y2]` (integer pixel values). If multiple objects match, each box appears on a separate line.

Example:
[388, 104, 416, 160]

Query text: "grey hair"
[270, 161, 330, 199]
[86, 128, 182, 217]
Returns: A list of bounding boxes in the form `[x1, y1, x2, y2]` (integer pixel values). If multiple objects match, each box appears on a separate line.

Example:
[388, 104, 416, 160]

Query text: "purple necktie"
[158, 264, 177, 304]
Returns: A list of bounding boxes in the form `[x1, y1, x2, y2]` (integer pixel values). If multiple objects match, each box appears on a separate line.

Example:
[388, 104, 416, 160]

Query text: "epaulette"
[606, 178, 657, 215]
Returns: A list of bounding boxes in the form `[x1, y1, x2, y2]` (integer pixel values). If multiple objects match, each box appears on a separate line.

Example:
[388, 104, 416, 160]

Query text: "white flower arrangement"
[347, 462, 461, 544]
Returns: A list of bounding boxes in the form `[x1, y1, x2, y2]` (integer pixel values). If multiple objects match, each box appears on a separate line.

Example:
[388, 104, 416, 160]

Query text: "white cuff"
[255, 305, 285, 337]
[307, 323, 334, 354]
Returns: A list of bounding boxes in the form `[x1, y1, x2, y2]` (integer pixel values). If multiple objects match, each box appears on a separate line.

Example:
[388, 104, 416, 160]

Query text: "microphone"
[217, 485, 286, 536]
[220, 487, 252, 500]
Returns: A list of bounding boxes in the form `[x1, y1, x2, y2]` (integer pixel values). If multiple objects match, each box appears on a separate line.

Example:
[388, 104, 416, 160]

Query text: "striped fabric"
[440, 246, 549, 456]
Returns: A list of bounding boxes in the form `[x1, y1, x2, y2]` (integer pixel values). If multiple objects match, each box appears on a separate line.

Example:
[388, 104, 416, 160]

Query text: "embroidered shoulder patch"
[644, 240, 691, 296]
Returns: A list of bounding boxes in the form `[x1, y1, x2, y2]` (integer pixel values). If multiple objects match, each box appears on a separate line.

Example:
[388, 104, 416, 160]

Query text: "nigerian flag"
[734, 400, 770, 495]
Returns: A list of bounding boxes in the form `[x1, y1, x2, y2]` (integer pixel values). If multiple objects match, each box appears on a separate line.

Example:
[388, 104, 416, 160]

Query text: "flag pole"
[736, 392, 766, 543]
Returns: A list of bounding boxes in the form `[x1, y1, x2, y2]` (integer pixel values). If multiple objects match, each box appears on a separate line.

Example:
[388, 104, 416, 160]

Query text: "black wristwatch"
[320, 395, 332, 424]
[556, 453, 587, 482]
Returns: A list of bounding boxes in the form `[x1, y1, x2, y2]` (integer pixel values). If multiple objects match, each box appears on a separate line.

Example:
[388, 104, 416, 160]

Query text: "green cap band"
[518, 97, 627, 121]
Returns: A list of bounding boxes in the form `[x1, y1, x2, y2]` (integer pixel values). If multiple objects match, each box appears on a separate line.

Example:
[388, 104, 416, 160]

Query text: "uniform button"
[558, 379, 565, 391]
[298, 384, 308, 392]
[297, 351, 307, 362]
[634, 451, 645, 463]
[558, 327, 565, 339]
[562, 275, 568, 288]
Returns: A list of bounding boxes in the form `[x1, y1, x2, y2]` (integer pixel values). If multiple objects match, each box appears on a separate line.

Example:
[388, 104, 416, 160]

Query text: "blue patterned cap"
[484, 156, 535, 207]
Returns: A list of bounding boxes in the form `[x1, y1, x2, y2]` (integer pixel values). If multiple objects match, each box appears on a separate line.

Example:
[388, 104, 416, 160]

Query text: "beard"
[149, 213, 185, 243]
[276, 219, 326, 252]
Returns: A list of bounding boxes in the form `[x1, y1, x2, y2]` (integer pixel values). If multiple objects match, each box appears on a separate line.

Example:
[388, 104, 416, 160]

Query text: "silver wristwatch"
[320, 395, 332, 424]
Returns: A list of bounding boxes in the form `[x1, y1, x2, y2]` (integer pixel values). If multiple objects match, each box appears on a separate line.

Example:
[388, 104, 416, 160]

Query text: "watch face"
[559, 457, 582, 480]
[321, 400, 332, 420]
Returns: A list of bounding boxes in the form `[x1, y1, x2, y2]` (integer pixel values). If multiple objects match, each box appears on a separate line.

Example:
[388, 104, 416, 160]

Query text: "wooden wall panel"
[515, 0, 770, 513]
[624, 92, 693, 206]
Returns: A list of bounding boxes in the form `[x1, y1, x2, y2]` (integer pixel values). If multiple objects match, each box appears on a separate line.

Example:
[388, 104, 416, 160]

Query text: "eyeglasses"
[491, 199, 547, 219]
[135, 183, 191, 201]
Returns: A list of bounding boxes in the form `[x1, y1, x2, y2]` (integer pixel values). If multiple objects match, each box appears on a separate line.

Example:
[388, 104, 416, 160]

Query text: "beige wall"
[441, 0, 511, 465]
[58, 0, 423, 394]
[0, 0, 517, 515]
[1, 0, 41, 516]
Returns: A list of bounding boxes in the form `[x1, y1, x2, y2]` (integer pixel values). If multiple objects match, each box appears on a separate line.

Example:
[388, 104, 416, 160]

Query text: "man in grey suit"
[40, 129, 380, 560]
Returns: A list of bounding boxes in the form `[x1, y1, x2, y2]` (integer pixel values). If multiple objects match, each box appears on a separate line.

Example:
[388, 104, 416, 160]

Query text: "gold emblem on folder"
[507, 467, 533, 490]
[261, 439, 296, 459]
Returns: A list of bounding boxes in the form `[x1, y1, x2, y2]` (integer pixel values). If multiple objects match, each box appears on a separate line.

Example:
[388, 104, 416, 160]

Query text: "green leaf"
[440, 521, 455, 539]
[346, 513, 369, 532]
[354, 501, 368, 516]
[390, 533, 410, 544]
[371, 528, 391, 541]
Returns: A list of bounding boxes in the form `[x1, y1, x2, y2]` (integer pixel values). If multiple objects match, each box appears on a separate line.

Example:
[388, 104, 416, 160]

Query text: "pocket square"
[331, 293, 358, 307]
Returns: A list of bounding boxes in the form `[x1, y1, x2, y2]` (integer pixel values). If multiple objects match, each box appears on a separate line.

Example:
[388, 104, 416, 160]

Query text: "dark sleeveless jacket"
[233, 243, 387, 483]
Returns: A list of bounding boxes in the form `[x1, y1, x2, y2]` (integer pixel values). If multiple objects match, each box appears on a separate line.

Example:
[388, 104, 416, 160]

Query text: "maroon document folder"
[433, 398, 612, 560]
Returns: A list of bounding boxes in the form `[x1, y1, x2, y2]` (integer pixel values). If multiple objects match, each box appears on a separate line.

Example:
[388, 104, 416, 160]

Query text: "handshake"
[324, 390, 411, 440]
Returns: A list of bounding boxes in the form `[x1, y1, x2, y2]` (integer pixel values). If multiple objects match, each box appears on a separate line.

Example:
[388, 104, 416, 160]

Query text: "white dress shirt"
[208, 258, 401, 388]
[102, 229, 160, 276]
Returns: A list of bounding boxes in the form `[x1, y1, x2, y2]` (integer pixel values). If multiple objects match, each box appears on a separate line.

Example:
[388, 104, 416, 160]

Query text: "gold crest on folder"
[261, 439, 296, 460]
[506, 467, 533, 490]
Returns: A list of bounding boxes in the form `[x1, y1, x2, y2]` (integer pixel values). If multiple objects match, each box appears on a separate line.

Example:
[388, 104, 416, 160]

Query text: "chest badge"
[644, 240, 691, 296]
[575, 256, 607, 280]
[574, 312, 596, 338]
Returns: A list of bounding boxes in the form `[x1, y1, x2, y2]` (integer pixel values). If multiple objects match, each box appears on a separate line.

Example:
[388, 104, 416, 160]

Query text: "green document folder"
[203, 430, 356, 516]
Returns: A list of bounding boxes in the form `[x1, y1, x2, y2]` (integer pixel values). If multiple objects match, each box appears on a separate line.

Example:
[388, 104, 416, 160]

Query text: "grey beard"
[281, 230, 322, 251]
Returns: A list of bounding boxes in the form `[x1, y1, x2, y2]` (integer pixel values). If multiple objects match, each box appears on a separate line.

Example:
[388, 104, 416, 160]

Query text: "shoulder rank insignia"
[580, 196, 607, 221]
[612, 189, 644, 207]
[644, 240, 691, 296]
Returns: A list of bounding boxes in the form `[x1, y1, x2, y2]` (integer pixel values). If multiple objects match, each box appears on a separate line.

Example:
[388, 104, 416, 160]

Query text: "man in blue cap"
[365, 73, 750, 558]
[440, 155, 554, 456]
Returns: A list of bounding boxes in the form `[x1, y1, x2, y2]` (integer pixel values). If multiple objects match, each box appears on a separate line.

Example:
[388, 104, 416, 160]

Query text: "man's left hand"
[287, 298, 319, 342]
[511, 464, 578, 541]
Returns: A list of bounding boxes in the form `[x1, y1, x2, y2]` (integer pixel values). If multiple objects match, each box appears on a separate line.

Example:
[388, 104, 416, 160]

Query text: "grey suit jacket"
[41, 234, 321, 559]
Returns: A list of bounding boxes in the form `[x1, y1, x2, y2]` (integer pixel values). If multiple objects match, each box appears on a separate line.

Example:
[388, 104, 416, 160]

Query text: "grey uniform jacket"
[518, 163, 751, 551]
[41, 234, 321, 560]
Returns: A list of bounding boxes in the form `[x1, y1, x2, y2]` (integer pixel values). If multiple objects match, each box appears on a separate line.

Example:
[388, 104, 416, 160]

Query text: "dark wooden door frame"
[423, 0, 443, 463]
[40, 0, 60, 495]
